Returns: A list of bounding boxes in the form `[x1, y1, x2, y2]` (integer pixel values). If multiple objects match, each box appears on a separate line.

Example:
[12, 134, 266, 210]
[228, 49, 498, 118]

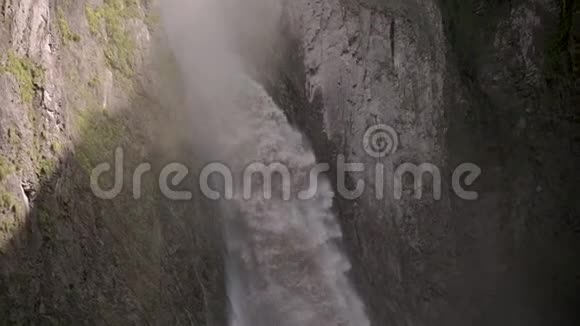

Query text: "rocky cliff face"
[269, 0, 579, 325]
[0, 0, 578, 325]
[0, 0, 224, 324]
[281, 1, 450, 324]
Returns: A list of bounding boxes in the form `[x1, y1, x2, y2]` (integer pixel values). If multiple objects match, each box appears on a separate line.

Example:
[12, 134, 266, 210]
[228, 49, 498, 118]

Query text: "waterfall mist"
[159, 1, 370, 325]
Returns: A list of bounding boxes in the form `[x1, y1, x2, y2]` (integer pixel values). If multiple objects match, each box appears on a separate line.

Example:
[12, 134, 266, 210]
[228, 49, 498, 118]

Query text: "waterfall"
[224, 79, 370, 326]
[160, 1, 369, 325]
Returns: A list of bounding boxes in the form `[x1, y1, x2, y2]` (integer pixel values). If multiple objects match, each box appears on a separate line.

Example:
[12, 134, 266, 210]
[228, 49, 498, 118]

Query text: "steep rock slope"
[268, 0, 580, 325]
[0, 0, 224, 324]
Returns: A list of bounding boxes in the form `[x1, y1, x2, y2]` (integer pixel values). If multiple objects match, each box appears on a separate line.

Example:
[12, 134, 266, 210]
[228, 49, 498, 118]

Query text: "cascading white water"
[160, 1, 370, 325]
[224, 79, 370, 326]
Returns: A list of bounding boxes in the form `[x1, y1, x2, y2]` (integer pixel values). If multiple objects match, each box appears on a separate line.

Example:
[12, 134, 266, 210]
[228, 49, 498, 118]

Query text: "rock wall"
[0, 0, 578, 325]
[0, 0, 224, 324]
[268, 0, 580, 325]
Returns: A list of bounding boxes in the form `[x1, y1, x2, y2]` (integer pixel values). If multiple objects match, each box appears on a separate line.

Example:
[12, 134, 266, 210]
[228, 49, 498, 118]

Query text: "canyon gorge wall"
[0, 0, 578, 325]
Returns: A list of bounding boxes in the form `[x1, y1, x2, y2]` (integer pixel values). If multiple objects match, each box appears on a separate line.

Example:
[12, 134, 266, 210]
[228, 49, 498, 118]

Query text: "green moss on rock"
[51, 142, 63, 155]
[37, 157, 57, 177]
[85, 5, 103, 36]
[0, 191, 19, 214]
[75, 109, 126, 172]
[58, 9, 81, 45]
[1, 52, 44, 103]
[85, 0, 140, 77]
[0, 159, 13, 181]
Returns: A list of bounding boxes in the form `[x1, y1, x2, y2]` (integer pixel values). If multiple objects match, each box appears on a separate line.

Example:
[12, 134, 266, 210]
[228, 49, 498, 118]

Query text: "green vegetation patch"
[57, 9, 81, 45]
[51, 141, 63, 155]
[37, 156, 57, 177]
[0, 158, 13, 181]
[0, 191, 19, 214]
[85, 0, 141, 77]
[75, 109, 126, 172]
[85, 5, 103, 36]
[1, 52, 44, 103]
